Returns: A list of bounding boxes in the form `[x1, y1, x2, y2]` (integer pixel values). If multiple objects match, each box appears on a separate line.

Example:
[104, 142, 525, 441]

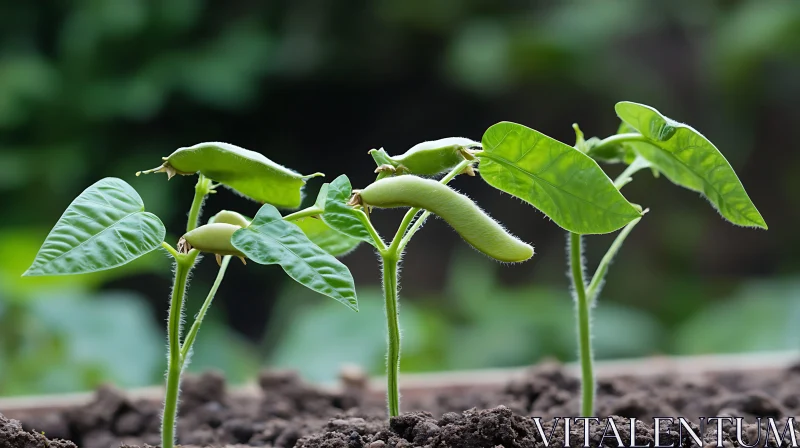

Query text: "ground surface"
[5, 362, 800, 447]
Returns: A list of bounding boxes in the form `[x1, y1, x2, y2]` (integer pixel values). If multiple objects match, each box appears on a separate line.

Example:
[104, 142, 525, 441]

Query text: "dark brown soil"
[5, 362, 800, 447]
[0, 412, 76, 448]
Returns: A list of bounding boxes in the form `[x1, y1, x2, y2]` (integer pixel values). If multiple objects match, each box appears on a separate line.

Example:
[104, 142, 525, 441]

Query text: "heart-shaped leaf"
[24, 178, 166, 276]
[138, 142, 323, 209]
[615, 101, 767, 229]
[232, 204, 358, 311]
[478, 122, 641, 234]
[321, 175, 376, 246]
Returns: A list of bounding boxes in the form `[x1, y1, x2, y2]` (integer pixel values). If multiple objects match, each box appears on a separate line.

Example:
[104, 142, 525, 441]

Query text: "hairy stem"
[569, 232, 594, 417]
[586, 216, 643, 305]
[374, 158, 475, 417]
[180, 255, 232, 364]
[187, 175, 213, 233]
[161, 241, 179, 259]
[162, 250, 198, 448]
[381, 254, 401, 417]
[162, 174, 212, 448]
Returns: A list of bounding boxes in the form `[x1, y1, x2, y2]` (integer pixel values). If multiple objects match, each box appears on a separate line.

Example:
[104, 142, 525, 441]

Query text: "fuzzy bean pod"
[182, 223, 245, 257]
[137, 142, 322, 209]
[369, 137, 478, 178]
[208, 210, 251, 227]
[357, 176, 533, 262]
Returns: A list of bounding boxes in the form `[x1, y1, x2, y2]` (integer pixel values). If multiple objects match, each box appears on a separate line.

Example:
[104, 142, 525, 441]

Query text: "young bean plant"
[22, 142, 361, 448]
[315, 138, 532, 417]
[359, 102, 765, 418]
[460, 102, 765, 417]
[564, 102, 767, 415]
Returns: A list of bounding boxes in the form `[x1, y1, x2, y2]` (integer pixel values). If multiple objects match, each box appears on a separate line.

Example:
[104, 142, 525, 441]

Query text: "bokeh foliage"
[1, 0, 798, 395]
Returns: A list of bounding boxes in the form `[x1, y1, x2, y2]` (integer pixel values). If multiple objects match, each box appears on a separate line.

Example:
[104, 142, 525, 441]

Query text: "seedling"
[470, 102, 765, 417]
[316, 139, 532, 417]
[23, 142, 359, 448]
[562, 102, 766, 415]
[356, 101, 764, 418]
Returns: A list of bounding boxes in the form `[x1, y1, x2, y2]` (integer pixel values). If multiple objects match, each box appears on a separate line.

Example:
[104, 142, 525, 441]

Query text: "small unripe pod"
[182, 223, 245, 257]
[369, 137, 478, 178]
[209, 210, 251, 227]
[357, 176, 533, 262]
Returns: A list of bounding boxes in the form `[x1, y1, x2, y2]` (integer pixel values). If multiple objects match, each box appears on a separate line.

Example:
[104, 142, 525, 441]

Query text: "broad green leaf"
[2, 228, 168, 301]
[232, 204, 358, 311]
[615, 101, 767, 229]
[293, 183, 361, 256]
[321, 175, 377, 246]
[137, 142, 323, 209]
[312, 183, 329, 209]
[24, 178, 166, 277]
[292, 183, 361, 257]
[293, 218, 361, 257]
[478, 122, 641, 234]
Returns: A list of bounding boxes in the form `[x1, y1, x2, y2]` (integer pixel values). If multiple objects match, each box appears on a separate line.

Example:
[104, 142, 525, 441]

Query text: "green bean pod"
[208, 210, 251, 227]
[357, 176, 533, 262]
[182, 223, 245, 257]
[369, 137, 479, 178]
[137, 142, 323, 209]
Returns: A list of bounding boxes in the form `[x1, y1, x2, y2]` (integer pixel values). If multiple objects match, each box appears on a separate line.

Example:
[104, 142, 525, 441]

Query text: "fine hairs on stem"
[371, 158, 487, 417]
[25, 142, 361, 447]
[381, 253, 402, 417]
[568, 232, 594, 417]
[162, 174, 212, 448]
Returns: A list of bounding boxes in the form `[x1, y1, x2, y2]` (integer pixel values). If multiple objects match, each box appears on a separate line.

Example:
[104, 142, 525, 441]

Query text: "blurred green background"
[0, 0, 798, 396]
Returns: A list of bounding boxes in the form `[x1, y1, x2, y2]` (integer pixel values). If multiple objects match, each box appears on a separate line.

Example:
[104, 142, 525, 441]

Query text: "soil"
[4, 362, 800, 448]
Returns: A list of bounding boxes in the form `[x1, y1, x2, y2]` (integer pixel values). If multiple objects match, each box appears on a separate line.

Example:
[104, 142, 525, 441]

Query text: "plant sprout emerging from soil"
[357, 128, 641, 417]
[22, 142, 361, 448]
[470, 102, 766, 417]
[358, 102, 765, 417]
[312, 138, 532, 417]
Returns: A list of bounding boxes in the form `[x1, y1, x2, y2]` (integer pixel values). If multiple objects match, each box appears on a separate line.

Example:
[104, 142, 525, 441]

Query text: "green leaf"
[137, 142, 323, 209]
[294, 218, 361, 257]
[478, 122, 642, 234]
[232, 204, 358, 311]
[615, 101, 767, 229]
[290, 183, 362, 256]
[321, 175, 376, 246]
[24, 178, 166, 277]
[312, 183, 329, 209]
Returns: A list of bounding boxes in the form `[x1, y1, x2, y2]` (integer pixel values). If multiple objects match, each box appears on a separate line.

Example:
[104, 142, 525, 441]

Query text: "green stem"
[358, 212, 387, 252]
[179, 255, 232, 364]
[187, 175, 213, 233]
[591, 132, 648, 153]
[161, 241, 179, 259]
[284, 204, 387, 251]
[162, 174, 213, 448]
[613, 156, 650, 189]
[586, 216, 644, 305]
[283, 206, 324, 222]
[381, 254, 401, 417]
[373, 159, 475, 417]
[162, 250, 198, 448]
[569, 232, 594, 417]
